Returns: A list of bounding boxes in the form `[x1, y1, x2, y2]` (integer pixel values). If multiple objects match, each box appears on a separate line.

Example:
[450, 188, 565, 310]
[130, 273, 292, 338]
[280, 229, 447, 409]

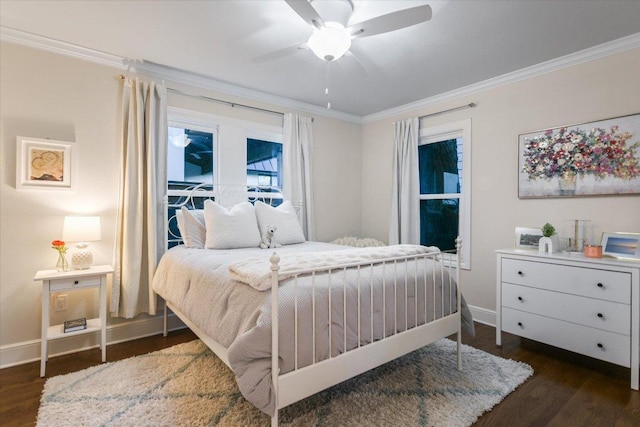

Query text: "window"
[166, 107, 284, 247]
[168, 126, 216, 188]
[246, 138, 282, 189]
[418, 119, 471, 269]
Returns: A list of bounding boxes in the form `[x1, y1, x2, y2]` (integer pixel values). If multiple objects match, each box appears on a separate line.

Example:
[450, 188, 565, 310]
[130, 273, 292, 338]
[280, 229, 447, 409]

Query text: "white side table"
[35, 265, 113, 377]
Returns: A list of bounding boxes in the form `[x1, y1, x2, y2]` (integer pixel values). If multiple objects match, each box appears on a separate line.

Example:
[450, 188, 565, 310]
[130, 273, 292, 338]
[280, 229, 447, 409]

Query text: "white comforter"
[152, 242, 474, 416]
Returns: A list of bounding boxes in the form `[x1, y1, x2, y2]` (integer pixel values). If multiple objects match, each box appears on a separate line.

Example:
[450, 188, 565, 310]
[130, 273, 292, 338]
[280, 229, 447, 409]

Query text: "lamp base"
[71, 243, 93, 269]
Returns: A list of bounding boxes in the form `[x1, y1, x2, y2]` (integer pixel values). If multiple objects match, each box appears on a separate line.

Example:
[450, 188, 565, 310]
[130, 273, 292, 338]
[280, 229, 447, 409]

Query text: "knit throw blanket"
[228, 244, 439, 291]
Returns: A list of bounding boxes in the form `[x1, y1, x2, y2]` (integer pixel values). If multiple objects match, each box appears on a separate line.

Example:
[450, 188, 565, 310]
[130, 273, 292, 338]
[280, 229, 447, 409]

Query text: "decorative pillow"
[204, 200, 261, 249]
[254, 200, 306, 246]
[175, 207, 206, 249]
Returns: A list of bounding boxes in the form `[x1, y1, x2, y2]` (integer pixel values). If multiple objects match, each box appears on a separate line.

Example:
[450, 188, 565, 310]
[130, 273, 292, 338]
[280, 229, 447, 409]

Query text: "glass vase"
[559, 171, 577, 195]
[56, 252, 68, 272]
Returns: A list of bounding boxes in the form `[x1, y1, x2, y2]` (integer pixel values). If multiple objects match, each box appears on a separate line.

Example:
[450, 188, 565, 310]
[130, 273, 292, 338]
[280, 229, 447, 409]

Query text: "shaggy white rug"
[37, 339, 532, 427]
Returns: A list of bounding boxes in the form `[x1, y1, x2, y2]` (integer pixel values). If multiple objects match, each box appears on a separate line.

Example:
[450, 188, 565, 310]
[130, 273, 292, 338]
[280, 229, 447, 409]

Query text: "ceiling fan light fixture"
[308, 22, 351, 62]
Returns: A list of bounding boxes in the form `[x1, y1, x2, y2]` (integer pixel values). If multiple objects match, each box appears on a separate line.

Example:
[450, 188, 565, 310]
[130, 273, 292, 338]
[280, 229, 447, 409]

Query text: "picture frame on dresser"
[514, 226, 543, 250]
[601, 232, 640, 260]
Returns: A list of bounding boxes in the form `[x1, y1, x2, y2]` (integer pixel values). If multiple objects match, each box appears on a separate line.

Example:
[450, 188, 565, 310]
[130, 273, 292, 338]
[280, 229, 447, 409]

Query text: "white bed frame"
[162, 185, 463, 426]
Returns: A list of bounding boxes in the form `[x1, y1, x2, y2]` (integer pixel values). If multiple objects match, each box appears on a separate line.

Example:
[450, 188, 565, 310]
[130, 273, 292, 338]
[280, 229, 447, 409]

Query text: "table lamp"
[63, 216, 101, 269]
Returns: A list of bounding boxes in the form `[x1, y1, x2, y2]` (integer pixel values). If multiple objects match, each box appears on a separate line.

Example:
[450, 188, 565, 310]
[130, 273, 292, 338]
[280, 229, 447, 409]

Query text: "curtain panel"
[283, 113, 316, 241]
[389, 117, 420, 245]
[111, 78, 167, 318]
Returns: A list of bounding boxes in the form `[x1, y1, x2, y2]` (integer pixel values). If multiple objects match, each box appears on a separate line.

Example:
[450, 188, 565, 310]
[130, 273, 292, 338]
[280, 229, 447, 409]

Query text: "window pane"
[418, 138, 461, 194]
[420, 199, 459, 251]
[247, 138, 282, 189]
[168, 127, 214, 187]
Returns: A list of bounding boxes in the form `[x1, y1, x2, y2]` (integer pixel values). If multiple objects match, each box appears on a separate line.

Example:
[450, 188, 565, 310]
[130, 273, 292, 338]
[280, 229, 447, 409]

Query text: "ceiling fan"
[257, 0, 433, 63]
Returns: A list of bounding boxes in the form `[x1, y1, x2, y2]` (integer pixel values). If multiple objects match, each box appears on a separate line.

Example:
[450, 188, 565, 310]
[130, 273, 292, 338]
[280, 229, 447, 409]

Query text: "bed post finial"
[270, 252, 280, 271]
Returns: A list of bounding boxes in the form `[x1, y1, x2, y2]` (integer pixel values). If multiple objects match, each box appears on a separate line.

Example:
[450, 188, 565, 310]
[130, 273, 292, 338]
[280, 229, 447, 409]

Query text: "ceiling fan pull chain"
[325, 61, 331, 109]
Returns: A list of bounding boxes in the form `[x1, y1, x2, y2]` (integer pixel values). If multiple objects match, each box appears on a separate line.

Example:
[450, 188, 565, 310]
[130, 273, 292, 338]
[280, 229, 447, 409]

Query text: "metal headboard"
[165, 183, 284, 249]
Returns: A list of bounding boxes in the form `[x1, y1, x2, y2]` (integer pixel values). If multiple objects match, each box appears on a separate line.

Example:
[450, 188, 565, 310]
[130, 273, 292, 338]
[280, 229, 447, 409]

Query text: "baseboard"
[468, 304, 496, 327]
[0, 313, 186, 370]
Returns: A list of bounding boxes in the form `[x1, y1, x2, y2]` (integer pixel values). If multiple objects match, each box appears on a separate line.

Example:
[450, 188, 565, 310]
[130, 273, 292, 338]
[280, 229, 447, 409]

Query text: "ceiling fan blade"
[343, 50, 367, 76]
[284, 0, 324, 29]
[348, 5, 432, 39]
[252, 43, 309, 63]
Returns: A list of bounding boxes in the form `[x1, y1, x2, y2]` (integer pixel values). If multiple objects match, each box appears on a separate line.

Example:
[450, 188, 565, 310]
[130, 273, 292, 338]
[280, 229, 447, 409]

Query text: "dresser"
[496, 249, 639, 390]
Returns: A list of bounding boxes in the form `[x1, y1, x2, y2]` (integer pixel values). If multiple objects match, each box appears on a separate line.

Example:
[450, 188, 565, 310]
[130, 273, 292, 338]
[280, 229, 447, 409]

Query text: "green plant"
[541, 223, 556, 237]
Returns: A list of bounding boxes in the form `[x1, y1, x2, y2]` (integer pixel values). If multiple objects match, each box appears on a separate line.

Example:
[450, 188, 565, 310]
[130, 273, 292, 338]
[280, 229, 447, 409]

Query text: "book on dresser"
[63, 317, 87, 333]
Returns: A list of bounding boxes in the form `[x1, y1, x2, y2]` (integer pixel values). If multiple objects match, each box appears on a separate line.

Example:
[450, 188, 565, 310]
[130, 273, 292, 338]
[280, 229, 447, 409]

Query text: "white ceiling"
[2, 0, 640, 118]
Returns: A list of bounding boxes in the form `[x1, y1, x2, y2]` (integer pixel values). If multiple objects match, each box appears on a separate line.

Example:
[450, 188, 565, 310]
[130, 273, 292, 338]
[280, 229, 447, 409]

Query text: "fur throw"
[260, 225, 281, 249]
[329, 236, 386, 248]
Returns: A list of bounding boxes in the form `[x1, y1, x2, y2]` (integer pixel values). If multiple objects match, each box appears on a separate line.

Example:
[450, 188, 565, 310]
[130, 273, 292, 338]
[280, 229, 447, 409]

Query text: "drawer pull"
[74, 280, 79, 285]
[597, 313, 604, 318]
[517, 271, 523, 276]
[596, 282, 604, 288]
[517, 322, 523, 328]
[597, 343, 604, 350]
[517, 296, 523, 302]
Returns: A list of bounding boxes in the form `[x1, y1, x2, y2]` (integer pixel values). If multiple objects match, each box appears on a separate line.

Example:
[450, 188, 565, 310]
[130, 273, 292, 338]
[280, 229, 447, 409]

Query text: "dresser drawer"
[502, 258, 630, 303]
[501, 283, 630, 335]
[50, 276, 101, 292]
[502, 307, 630, 367]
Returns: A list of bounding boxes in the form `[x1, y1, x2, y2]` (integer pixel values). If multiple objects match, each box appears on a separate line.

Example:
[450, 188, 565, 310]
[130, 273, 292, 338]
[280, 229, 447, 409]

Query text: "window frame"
[165, 107, 286, 248]
[418, 118, 471, 270]
[167, 107, 284, 187]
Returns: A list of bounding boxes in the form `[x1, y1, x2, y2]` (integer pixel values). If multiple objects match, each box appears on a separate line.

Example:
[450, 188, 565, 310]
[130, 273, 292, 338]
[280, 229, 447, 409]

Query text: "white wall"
[0, 42, 363, 364]
[361, 48, 640, 320]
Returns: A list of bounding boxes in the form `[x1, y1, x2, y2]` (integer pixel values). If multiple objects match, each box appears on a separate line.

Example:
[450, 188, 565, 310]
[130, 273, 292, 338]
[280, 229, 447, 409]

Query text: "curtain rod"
[420, 102, 477, 120]
[117, 74, 285, 118]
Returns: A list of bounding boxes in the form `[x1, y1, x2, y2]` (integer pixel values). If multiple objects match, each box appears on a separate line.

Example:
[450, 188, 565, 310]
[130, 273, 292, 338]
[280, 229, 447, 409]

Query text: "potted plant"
[539, 223, 558, 254]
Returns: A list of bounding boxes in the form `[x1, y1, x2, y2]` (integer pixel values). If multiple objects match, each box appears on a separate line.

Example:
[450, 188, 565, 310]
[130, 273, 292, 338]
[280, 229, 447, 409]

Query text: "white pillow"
[254, 200, 306, 246]
[204, 200, 261, 249]
[175, 207, 206, 249]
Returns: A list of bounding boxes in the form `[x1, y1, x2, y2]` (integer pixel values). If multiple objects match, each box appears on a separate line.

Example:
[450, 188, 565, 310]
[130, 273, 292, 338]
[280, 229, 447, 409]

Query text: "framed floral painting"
[518, 113, 640, 198]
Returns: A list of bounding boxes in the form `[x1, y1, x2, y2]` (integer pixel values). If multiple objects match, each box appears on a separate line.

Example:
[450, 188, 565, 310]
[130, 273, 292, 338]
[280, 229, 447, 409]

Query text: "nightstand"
[34, 265, 113, 377]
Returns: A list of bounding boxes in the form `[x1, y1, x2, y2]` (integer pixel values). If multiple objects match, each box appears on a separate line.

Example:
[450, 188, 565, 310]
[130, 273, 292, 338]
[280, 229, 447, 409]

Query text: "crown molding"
[125, 60, 362, 123]
[0, 26, 362, 124]
[0, 26, 126, 69]
[362, 32, 640, 124]
[3, 26, 638, 126]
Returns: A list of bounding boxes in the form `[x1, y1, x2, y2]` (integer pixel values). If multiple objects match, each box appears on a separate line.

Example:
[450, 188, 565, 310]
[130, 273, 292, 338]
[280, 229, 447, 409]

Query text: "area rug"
[37, 338, 532, 426]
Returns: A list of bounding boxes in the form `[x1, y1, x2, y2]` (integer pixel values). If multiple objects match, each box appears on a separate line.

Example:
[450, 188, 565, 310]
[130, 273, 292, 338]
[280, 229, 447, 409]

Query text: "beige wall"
[361, 48, 640, 317]
[0, 42, 363, 353]
[2, 39, 638, 362]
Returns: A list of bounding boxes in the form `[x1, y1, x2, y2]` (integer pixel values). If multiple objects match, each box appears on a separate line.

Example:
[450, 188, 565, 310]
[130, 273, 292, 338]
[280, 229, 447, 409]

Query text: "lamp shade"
[63, 216, 101, 242]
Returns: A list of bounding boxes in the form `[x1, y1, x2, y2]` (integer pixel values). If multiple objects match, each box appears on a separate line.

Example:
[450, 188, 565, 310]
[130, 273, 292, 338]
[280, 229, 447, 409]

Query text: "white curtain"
[111, 77, 167, 318]
[283, 113, 316, 241]
[389, 117, 420, 245]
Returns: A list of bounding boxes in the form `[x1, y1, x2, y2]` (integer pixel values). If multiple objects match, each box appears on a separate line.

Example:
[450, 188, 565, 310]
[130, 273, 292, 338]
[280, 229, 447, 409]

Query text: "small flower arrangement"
[51, 240, 67, 254]
[522, 125, 640, 180]
[52, 240, 69, 271]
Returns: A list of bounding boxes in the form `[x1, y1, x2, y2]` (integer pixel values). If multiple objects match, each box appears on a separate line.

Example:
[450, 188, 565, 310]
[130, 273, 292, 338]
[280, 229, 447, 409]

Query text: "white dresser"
[496, 249, 639, 390]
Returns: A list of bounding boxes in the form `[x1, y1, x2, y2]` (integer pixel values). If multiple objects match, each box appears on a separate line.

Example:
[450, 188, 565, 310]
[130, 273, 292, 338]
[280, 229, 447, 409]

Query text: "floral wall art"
[518, 113, 640, 198]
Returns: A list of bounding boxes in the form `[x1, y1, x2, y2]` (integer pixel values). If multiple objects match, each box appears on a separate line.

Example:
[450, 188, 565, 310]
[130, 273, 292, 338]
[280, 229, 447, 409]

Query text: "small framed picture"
[16, 136, 74, 190]
[601, 232, 640, 260]
[515, 226, 543, 250]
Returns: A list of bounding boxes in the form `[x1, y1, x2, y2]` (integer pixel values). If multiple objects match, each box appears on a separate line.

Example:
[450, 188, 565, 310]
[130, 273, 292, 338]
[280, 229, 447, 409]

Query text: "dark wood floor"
[1, 323, 638, 426]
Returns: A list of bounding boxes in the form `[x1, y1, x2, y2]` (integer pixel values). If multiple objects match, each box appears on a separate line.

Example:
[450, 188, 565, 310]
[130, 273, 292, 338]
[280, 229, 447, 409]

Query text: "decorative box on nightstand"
[34, 265, 113, 377]
[495, 249, 639, 390]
